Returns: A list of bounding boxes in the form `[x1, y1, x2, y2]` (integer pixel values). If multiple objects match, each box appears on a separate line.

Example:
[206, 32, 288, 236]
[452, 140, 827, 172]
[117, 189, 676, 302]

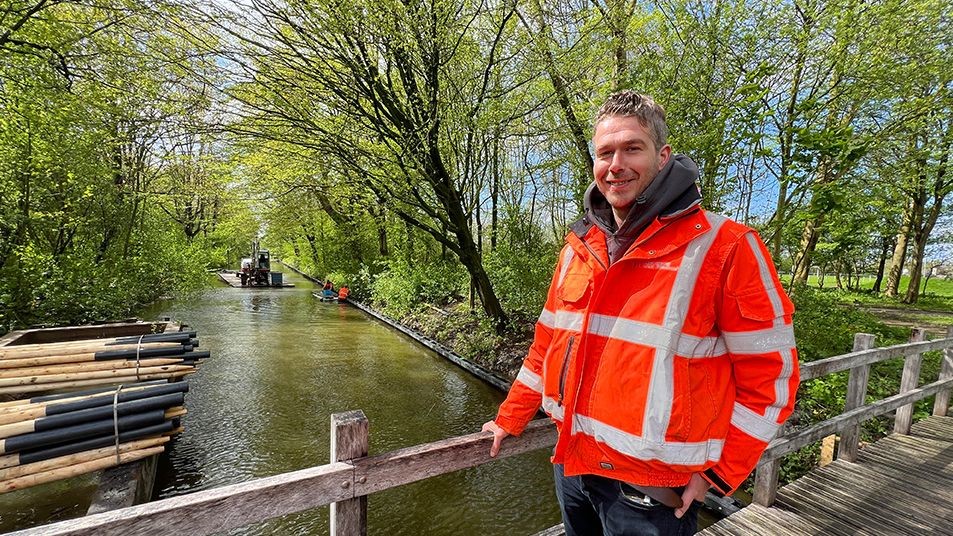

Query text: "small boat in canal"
[312, 290, 339, 302]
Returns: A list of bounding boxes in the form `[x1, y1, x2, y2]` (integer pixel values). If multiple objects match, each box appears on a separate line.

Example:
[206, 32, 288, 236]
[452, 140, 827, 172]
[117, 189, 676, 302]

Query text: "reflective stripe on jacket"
[494, 208, 798, 495]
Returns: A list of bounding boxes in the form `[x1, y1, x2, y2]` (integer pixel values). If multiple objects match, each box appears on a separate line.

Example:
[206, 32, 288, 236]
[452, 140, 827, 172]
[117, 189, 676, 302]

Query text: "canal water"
[0, 268, 560, 534]
[143, 269, 560, 535]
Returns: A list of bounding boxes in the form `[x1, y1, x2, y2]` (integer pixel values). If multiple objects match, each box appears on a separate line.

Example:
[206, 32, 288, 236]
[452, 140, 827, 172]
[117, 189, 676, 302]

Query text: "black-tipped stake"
[0, 392, 185, 439]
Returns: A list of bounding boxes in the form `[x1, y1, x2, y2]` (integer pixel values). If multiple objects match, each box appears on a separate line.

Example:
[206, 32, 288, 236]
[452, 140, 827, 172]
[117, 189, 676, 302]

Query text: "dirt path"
[858, 305, 953, 337]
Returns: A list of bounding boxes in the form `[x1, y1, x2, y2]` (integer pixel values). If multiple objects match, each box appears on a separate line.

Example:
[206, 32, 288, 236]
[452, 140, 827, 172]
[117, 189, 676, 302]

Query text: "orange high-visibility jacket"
[494, 208, 798, 495]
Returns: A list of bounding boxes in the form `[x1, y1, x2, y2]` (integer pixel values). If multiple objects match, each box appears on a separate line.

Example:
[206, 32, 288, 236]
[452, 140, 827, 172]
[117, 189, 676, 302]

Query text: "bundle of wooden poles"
[0, 331, 208, 493]
[0, 331, 206, 395]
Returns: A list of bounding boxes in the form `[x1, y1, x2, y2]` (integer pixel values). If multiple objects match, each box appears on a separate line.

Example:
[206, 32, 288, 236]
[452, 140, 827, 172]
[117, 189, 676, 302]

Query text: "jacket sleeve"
[493, 244, 568, 436]
[704, 231, 799, 495]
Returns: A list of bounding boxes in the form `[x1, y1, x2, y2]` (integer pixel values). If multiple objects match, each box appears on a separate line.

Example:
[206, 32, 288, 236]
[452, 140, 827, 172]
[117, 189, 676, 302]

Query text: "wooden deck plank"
[708, 510, 774, 536]
[745, 503, 833, 535]
[776, 486, 879, 535]
[793, 470, 938, 534]
[850, 452, 953, 501]
[858, 437, 952, 466]
[731, 505, 808, 536]
[861, 437, 951, 463]
[910, 414, 953, 439]
[695, 519, 734, 535]
[781, 475, 893, 535]
[856, 446, 953, 487]
[858, 451, 953, 485]
[825, 460, 953, 509]
[884, 434, 953, 457]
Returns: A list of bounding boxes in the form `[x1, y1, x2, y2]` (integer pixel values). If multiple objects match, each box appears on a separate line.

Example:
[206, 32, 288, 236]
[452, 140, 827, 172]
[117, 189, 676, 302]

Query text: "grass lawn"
[800, 273, 953, 298]
[781, 273, 953, 335]
[786, 274, 953, 311]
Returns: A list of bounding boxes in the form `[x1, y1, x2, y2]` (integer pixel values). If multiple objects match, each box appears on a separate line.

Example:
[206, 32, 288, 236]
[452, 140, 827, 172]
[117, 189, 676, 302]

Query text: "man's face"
[592, 115, 672, 224]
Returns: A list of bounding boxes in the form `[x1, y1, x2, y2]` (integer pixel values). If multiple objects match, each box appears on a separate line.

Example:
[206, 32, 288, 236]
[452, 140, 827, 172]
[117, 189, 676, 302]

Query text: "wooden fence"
[752, 326, 953, 506]
[10, 327, 953, 535]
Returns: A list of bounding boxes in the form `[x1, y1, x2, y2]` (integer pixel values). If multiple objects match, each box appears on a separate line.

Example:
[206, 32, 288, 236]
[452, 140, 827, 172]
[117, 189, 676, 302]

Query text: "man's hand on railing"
[481, 420, 510, 457]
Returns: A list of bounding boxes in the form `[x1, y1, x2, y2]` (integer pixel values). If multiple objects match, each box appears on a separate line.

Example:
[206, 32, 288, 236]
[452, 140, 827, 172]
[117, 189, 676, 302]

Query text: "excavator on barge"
[217, 241, 292, 288]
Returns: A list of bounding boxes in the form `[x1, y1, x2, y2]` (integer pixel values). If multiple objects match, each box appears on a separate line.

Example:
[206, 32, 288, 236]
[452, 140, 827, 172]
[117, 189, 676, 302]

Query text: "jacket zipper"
[581, 241, 608, 272]
[558, 335, 574, 406]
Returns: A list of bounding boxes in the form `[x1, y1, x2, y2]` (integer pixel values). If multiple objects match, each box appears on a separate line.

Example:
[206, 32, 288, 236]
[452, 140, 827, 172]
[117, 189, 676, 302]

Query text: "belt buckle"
[620, 483, 660, 507]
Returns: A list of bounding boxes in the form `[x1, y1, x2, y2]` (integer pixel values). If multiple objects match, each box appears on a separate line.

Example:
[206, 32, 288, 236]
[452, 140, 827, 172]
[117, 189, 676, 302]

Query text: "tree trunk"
[871, 236, 892, 293]
[885, 200, 914, 297]
[769, 32, 808, 260]
[905, 121, 951, 302]
[922, 268, 934, 296]
[404, 221, 413, 266]
[522, 0, 594, 192]
[791, 214, 822, 285]
[491, 135, 499, 250]
[474, 184, 483, 254]
[903, 227, 926, 304]
[903, 189, 946, 302]
[427, 138, 509, 330]
[368, 204, 388, 257]
[303, 228, 320, 271]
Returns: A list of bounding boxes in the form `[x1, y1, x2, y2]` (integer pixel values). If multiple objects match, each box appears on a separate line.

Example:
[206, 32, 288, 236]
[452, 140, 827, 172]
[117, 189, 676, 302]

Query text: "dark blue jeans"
[554, 464, 700, 536]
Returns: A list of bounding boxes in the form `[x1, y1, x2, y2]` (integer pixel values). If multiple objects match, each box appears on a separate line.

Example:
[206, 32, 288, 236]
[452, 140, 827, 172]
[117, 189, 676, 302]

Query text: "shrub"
[369, 259, 467, 317]
[483, 241, 559, 319]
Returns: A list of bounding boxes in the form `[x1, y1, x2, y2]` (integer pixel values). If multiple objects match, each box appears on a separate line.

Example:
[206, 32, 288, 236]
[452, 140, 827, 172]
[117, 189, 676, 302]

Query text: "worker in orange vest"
[481, 91, 798, 535]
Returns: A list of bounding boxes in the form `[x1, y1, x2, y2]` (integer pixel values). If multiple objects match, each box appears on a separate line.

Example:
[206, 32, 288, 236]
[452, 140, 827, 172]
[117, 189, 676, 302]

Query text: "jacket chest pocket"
[557, 273, 591, 306]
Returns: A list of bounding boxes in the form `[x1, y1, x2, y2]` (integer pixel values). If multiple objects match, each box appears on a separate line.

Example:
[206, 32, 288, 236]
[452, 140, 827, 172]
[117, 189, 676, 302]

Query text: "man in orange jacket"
[482, 91, 798, 535]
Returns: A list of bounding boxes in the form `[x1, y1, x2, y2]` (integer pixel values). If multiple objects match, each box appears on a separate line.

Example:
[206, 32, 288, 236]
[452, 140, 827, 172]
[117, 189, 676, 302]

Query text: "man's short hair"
[595, 91, 669, 150]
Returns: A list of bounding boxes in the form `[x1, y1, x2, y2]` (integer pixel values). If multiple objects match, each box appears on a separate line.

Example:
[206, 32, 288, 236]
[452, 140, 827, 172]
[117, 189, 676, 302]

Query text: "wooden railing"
[10, 414, 557, 536]
[12, 327, 953, 535]
[752, 326, 953, 506]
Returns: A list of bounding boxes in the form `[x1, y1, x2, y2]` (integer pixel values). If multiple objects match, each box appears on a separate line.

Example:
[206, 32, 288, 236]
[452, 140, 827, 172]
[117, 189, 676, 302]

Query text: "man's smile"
[607, 176, 635, 188]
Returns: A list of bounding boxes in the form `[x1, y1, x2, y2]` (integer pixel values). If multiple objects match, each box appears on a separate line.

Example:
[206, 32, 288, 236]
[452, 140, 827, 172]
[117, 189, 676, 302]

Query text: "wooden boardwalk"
[699, 415, 953, 536]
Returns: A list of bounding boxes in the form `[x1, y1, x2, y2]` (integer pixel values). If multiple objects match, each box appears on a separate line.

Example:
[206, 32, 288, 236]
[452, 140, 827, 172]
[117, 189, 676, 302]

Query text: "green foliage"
[369, 260, 468, 318]
[790, 285, 909, 362]
[4, 0, 948, 501]
[0, 219, 213, 332]
[787, 283, 907, 437]
[0, 1, 236, 334]
[483, 242, 559, 319]
[773, 283, 945, 488]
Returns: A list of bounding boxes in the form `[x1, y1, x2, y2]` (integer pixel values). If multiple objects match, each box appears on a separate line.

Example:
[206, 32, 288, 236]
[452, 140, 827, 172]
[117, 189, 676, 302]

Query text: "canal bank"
[278, 260, 524, 386]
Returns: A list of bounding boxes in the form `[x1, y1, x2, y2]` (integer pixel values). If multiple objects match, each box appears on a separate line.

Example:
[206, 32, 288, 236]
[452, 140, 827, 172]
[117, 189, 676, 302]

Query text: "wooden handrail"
[9, 420, 557, 536]
[11, 326, 953, 534]
[799, 336, 953, 380]
[761, 376, 953, 460]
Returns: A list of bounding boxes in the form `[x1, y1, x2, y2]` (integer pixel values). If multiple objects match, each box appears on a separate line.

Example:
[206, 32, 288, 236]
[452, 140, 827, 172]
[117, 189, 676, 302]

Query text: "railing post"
[331, 410, 369, 536]
[894, 328, 926, 434]
[933, 325, 953, 417]
[752, 458, 780, 507]
[838, 333, 875, 462]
